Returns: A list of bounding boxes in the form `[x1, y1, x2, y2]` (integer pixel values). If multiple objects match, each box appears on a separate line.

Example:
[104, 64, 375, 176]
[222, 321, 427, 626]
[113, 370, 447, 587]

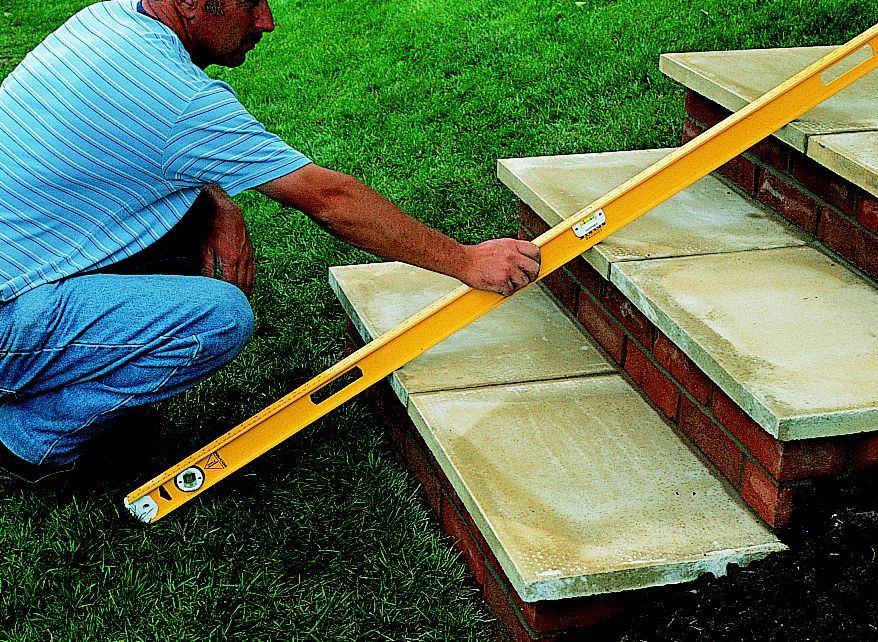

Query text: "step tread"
[660, 46, 878, 196]
[615, 246, 878, 440]
[331, 262, 785, 602]
[330, 262, 615, 405]
[499, 149, 808, 278]
[499, 150, 878, 441]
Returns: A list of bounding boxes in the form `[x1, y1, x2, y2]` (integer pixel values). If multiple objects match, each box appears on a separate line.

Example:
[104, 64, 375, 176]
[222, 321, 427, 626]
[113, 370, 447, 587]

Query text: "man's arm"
[257, 164, 541, 296]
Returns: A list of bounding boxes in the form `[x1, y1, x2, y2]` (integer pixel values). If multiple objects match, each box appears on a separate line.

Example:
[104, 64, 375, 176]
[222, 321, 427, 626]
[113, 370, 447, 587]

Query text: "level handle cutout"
[821, 44, 874, 86]
[310, 366, 364, 405]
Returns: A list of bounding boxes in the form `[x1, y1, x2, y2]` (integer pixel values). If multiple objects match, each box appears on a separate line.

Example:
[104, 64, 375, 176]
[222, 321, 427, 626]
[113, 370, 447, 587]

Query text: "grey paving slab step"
[331, 261, 785, 602]
[614, 246, 878, 441]
[410, 378, 784, 601]
[330, 262, 615, 406]
[659, 46, 878, 151]
[809, 131, 878, 197]
[660, 46, 878, 196]
[498, 150, 807, 277]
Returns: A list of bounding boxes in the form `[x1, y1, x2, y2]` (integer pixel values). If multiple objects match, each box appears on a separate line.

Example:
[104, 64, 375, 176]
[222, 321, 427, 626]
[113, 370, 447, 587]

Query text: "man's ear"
[175, 0, 198, 19]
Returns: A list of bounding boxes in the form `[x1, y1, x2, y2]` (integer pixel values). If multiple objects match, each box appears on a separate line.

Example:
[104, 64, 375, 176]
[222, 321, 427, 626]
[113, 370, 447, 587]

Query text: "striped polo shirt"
[0, 0, 311, 302]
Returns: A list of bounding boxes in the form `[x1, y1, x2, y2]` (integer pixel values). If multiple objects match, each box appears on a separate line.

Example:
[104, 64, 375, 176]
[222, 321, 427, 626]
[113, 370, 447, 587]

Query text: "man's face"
[189, 0, 275, 68]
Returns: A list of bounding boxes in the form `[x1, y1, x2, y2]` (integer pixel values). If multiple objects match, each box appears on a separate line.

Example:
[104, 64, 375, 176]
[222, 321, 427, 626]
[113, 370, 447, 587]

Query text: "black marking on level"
[206, 451, 226, 470]
[158, 485, 172, 501]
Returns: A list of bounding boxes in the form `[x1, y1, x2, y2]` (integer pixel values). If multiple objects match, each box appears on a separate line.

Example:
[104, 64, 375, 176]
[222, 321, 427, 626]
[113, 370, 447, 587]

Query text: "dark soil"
[608, 474, 878, 642]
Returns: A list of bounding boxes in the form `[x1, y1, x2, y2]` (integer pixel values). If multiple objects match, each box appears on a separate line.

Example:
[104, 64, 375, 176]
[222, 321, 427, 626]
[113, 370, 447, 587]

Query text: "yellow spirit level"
[126, 25, 878, 523]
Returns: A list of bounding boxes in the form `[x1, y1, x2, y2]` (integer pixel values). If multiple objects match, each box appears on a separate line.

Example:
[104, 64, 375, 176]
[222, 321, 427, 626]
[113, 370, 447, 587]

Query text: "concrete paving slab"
[408, 376, 785, 601]
[498, 150, 807, 277]
[660, 46, 878, 152]
[809, 130, 878, 198]
[613, 246, 878, 440]
[329, 262, 614, 404]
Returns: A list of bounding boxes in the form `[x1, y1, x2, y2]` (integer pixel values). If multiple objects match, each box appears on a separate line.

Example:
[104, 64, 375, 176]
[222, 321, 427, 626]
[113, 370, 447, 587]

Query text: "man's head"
[147, 0, 275, 69]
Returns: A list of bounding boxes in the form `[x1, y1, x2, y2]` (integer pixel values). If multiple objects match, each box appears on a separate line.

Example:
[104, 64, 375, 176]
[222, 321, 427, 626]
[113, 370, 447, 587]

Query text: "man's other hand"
[199, 184, 255, 297]
[458, 239, 541, 296]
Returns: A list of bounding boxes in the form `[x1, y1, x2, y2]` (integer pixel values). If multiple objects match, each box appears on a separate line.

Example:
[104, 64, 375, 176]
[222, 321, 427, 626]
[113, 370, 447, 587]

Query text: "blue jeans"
[0, 210, 253, 466]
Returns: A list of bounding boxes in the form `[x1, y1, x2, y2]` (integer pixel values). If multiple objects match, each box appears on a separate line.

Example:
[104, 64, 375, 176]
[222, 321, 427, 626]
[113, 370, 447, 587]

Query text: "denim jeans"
[0, 207, 254, 466]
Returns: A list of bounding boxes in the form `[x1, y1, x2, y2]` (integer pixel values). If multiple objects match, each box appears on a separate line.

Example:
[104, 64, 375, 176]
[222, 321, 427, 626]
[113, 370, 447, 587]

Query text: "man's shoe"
[0, 439, 76, 486]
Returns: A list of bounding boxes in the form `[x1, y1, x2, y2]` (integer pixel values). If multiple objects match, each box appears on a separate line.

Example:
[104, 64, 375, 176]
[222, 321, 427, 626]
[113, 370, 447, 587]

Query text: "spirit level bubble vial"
[572, 209, 606, 238]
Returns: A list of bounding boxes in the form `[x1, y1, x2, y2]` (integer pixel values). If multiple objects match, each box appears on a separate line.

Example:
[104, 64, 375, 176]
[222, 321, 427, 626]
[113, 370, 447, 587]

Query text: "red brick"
[711, 390, 844, 481]
[741, 460, 797, 528]
[624, 341, 679, 419]
[718, 155, 757, 195]
[603, 285, 655, 348]
[456, 499, 505, 581]
[487, 557, 632, 633]
[366, 381, 408, 455]
[681, 117, 705, 144]
[653, 333, 712, 405]
[711, 390, 777, 475]
[482, 568, 549, 642]
[542, 268, 578, 315]
[520, 203, 550, 238]
[442, 496, 486, 586]
[860, 228, 878, 282]
[792, 156, 857, 214]
[678, 395, 743, 484]
[684, 91, 731, 128]
[819, 208, 864, 265]
[517, 593, 627, 634]
[857, 193, 878, 234]
[746, 136, 790, 173]
[577, 292, 625, 363]
[852, 433, 878, 472]
[569, 258, 604, 298]
[404, 431, 442, 517]
[757, 172, 820, 234]
[777, 441, 845, 482]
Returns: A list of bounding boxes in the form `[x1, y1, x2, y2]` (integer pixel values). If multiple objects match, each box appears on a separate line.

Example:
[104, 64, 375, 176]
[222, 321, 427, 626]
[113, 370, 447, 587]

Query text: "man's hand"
[457, 239, 541, 296]
[199, 184, 255, 297]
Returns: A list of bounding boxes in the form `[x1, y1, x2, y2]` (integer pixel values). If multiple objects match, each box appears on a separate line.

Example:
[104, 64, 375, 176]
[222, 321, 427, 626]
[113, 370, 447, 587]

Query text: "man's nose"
[255, 0, 274, 32]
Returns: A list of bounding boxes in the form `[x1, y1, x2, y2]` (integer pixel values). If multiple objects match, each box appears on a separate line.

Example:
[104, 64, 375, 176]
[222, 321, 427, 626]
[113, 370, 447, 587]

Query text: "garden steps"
[329, 261, 784, 601]
[331, 44, 878, 640]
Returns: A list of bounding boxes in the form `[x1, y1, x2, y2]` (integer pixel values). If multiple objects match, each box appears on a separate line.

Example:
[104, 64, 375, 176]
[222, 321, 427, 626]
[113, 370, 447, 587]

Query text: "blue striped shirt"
[0, 0, 311, 302]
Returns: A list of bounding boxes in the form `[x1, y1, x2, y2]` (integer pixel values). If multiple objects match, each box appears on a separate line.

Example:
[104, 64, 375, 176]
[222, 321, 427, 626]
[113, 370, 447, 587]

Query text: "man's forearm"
[258, 164, 540, 295]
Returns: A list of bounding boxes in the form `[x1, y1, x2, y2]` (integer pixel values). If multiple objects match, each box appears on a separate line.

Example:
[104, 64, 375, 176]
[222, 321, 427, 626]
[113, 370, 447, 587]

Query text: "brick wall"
[684, 91, 878, 282]
[519, 204, 878, 528]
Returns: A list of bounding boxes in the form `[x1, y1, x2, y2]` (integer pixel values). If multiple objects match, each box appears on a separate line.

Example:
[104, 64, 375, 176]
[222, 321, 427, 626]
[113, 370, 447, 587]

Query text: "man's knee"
[192, 279, 254, 365]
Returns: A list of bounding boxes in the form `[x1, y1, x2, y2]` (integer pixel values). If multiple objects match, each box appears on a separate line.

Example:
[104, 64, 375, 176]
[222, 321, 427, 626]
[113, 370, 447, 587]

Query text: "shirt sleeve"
[162, 79, 311, 197]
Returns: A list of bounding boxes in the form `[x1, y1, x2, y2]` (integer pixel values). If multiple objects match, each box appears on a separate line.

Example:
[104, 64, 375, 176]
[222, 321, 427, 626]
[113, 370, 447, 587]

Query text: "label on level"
[572, 209, 606, 239]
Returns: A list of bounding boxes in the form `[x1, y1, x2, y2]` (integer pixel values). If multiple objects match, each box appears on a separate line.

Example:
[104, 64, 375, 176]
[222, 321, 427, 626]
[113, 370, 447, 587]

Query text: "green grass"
[2, 0, 877, 639]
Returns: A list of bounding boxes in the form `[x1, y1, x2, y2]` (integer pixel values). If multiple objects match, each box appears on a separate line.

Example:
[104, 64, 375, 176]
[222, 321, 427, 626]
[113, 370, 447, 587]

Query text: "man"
[0, 0, 541, 485]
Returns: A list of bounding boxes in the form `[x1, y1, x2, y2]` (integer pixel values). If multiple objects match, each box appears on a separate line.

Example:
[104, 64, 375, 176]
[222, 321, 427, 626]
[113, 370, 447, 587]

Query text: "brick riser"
[519, 204, 878, 529]
[684, 90, 878, 283]
[343, 325, 656, 642]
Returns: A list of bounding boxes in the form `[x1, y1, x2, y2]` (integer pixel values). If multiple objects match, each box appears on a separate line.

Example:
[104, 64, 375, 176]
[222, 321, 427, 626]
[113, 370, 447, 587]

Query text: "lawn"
[2, 0, 877, 640]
